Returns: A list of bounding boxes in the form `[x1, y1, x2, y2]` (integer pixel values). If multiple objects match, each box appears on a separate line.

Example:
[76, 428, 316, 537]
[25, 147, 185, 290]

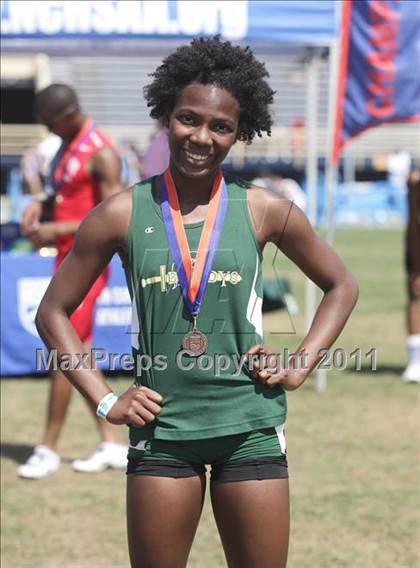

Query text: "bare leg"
[402, 277, 420, 381]
[407, 298, 420, 335]
[127, 474, 206, 568]
[211, 479, 290, 568]
[42, 368, 73, 450]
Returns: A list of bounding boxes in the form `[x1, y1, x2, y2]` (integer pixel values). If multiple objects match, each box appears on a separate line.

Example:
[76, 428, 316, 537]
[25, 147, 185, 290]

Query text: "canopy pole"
[304, 54, 320, 369]
[316, 36, 340, 393]
[325, 38, 340, 246]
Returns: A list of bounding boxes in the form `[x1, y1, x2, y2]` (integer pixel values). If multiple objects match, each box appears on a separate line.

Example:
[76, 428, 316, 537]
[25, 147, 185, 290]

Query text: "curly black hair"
[143, 36, 275, 144]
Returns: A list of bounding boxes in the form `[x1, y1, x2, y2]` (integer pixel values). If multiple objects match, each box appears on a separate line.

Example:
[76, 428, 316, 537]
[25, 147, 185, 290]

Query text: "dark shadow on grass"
[1, 443, 34, 464]
[0, 444, 103, 466]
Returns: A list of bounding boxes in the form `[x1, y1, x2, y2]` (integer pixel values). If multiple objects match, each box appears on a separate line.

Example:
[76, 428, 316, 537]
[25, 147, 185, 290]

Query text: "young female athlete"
[35, 37, 358, 567]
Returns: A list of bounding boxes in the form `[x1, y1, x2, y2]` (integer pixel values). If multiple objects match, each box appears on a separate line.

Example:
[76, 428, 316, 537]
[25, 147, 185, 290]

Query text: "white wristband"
[96, 392, 118, 419]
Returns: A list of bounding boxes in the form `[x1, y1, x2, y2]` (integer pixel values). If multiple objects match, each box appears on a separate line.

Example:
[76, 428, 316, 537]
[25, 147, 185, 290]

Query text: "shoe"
[72, 442, 127, 473]
[401, 363, 420, 383]
[18, 445, 61, 479]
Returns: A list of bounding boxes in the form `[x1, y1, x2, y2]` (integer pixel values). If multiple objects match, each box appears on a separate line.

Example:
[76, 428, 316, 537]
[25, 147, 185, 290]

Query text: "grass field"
[1, 228, 419, 568]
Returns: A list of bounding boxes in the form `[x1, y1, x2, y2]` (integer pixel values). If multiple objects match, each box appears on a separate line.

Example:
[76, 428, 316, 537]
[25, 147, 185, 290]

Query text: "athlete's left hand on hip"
[245, 344, 307, 391]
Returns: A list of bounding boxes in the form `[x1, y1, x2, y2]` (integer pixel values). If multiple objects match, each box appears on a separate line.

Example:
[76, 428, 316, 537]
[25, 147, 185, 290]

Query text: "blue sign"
[1, 1, 337, 45]
[0, 253, 132, 376]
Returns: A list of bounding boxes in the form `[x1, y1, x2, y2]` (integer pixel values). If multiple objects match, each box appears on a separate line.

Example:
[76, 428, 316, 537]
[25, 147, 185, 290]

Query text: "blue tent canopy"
[1, 0, 338, 48]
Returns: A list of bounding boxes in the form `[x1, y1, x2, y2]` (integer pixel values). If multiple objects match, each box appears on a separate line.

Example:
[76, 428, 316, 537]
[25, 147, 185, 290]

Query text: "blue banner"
[0, 253, 132, 376]
[333, 0, 420, 161]
[1, 0, 336, 45]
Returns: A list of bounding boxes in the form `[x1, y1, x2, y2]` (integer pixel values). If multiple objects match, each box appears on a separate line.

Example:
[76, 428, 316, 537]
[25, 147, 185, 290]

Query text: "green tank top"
[125, 173, 286, 446]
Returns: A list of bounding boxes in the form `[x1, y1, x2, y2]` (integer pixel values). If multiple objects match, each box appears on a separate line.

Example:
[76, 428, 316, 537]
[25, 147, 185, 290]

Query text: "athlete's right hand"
[21, 201, 42, 235]
[106, 385, 163, 428]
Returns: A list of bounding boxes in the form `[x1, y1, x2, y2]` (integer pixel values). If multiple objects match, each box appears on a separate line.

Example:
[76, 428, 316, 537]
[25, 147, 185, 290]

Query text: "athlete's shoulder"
[130, 176, 158, 210]
[249, 180, 306, 246]
[90, 185, 133, 227]
[247, 178, 294, 223]
[223, 170, 291, 210]
[221, 170, 295, 246]
[73, 187, 132, 253]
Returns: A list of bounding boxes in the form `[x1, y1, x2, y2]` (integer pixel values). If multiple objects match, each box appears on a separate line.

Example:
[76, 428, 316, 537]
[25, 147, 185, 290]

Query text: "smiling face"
[167, 83, 240, 181]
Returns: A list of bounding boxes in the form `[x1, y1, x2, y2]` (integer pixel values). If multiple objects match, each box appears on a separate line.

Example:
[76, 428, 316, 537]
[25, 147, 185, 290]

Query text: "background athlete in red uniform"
[19, 84, 126, 479]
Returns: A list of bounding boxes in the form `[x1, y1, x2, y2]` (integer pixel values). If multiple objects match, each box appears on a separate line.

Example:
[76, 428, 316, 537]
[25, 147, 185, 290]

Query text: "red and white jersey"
[51, 118, 114, 256]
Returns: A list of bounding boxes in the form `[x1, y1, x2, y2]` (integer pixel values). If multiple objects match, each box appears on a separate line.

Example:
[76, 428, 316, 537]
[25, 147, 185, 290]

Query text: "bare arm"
[247, 188, 359, 390]
[25, 219, 82, 248]
[35, 189, 162, 424]
[90, 146, 123, 200]
[20, 149, 44, 195]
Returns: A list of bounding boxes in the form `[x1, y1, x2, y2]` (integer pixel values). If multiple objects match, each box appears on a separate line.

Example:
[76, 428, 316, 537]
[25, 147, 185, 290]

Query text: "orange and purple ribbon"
[159, 167, 228, 317]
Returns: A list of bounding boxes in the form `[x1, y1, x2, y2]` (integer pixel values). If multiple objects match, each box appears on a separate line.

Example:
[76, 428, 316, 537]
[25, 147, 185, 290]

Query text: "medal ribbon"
[50, 118, 96, 192]
[160, 167, 228, 317]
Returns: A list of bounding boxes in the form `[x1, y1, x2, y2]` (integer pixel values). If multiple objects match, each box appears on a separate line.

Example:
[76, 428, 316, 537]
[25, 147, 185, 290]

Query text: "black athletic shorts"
[126, 426, 288, 483]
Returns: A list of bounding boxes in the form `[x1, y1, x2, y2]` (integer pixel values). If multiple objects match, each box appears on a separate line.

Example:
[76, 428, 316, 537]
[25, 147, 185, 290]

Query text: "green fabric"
[128, 426, 286, 462]
[125, 173, 287, 444]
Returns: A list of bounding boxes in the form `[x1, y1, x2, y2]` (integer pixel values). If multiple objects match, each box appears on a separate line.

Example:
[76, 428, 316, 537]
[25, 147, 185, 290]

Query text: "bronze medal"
[160, 168, 227, 359]
[182, 328, 208, 357]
